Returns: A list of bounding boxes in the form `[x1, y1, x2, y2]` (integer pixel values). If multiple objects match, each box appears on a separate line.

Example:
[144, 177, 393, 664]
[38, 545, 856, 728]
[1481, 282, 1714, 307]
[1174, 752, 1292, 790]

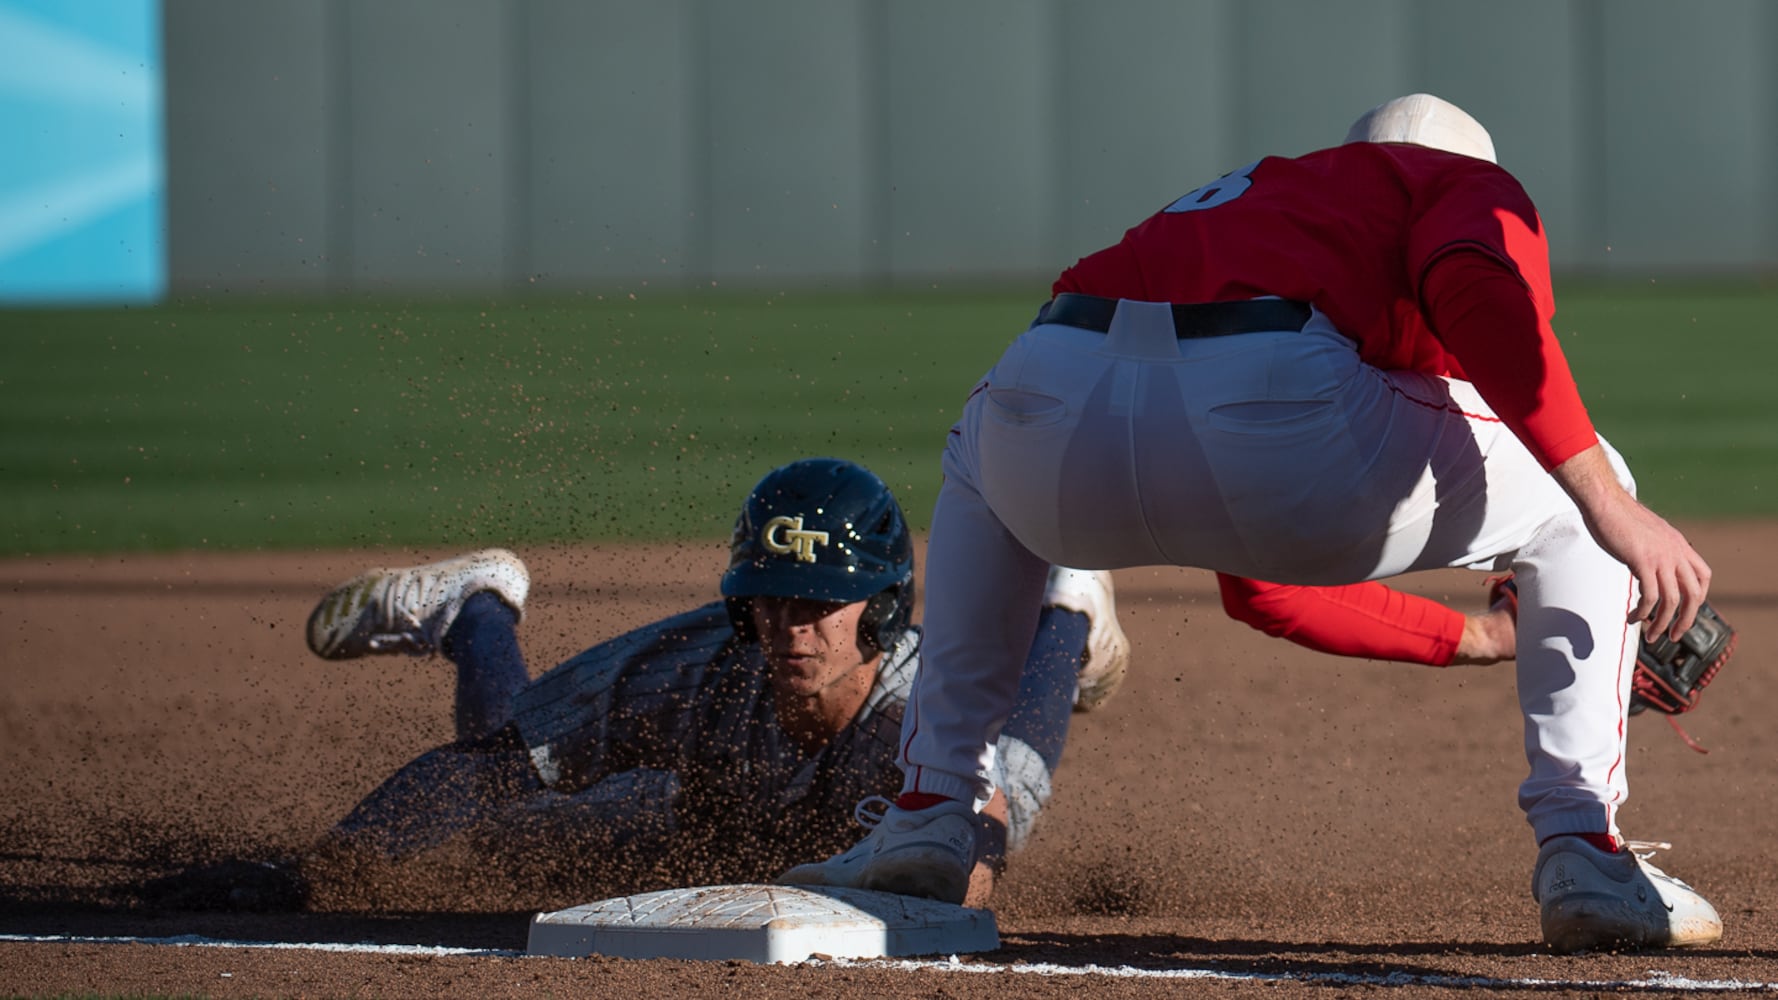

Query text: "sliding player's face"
[750, 595, 879, 700]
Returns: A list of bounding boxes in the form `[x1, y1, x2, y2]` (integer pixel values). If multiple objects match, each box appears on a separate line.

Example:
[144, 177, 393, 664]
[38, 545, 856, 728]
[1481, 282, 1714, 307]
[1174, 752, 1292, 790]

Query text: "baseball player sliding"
[783, 95, 1725, 954]
[146, 458, 1127, 911]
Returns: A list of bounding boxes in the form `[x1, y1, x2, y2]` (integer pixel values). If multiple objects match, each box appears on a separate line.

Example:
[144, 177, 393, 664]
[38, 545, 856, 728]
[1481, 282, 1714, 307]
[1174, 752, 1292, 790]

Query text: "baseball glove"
[1630, 600, 1736, 717]
[1488, 575, 1737, 750]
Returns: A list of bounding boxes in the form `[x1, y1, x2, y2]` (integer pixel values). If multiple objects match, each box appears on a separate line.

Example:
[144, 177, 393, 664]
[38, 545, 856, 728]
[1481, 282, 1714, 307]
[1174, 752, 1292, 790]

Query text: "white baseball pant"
[901, 299, 1639, 844]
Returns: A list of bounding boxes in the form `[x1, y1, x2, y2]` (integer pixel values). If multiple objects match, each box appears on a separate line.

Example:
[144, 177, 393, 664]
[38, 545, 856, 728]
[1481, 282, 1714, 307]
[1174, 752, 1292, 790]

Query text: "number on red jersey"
[1164, 161, 1260, 213]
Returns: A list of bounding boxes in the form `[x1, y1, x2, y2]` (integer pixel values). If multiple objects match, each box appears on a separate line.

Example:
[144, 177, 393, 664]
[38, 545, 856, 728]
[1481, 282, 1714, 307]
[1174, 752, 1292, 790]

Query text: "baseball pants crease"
[901, 301, 1638, 843]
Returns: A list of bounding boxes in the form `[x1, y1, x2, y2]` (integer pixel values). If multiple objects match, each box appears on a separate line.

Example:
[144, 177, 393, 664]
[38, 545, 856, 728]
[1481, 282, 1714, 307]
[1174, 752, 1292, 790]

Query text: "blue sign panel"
[0, 0, 164, 303]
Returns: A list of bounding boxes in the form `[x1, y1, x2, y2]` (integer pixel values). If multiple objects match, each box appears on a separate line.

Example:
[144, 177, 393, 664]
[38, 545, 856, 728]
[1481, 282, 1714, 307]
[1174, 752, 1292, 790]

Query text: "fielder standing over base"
[782, 95, 1723, 953]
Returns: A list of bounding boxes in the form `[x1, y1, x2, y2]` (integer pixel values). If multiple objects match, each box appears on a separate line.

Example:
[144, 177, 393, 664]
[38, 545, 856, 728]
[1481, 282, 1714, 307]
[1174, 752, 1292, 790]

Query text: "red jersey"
[1055, 142, 1602, 665]
[1054, 142, 1595, 471]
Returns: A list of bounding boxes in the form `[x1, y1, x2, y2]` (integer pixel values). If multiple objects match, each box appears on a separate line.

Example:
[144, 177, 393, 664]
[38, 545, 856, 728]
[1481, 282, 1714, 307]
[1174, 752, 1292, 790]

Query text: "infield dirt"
[3, 523, 1775, 997]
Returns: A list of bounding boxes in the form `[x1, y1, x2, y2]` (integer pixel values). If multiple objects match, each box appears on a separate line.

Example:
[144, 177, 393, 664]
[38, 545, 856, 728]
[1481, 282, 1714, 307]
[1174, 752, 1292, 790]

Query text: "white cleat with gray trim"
[305, 548, 529, 659]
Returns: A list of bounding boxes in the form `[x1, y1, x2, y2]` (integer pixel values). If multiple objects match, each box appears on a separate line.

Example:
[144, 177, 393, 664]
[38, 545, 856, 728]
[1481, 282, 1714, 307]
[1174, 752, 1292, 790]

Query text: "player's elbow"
[1218, 576, 1300, 639]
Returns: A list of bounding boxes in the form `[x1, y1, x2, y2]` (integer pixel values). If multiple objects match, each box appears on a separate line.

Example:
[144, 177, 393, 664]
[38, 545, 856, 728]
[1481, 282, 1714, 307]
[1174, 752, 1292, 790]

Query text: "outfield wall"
[152, 0, 1778, 295]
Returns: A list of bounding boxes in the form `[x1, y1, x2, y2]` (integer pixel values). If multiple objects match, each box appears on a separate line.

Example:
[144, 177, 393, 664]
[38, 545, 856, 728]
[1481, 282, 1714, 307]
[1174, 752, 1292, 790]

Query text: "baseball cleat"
[1532, 835, 1721, 953]
[1042, 566, 1132, 712]
[778, 795, 977, 905]
[306, 548, 529, 659]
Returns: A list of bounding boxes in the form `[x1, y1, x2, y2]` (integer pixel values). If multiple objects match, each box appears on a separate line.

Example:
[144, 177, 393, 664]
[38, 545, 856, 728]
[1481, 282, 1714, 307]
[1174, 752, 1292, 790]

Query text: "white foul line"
[815, 955, 1778, 992]
[2, 933, 1773, 992]
[0, 932, 519, 958]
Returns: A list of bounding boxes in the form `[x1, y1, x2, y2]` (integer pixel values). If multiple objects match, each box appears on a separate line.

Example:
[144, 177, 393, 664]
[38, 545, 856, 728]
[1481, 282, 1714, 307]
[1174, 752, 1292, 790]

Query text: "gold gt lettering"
[762, 515, 830, 563]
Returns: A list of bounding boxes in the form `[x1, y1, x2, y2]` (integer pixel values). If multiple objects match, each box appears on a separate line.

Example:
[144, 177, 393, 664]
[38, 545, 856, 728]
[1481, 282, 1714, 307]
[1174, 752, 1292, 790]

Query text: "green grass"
[3, 284, 1773, 556]
[1553, 283, 1778, 519]
[1, 291, 1020, 554]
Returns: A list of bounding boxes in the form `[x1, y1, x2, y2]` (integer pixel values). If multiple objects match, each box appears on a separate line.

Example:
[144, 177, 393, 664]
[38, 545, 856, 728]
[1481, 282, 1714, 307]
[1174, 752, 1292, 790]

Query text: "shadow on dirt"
[0, 897, 530, 953]
[992, 929, 1772, 974]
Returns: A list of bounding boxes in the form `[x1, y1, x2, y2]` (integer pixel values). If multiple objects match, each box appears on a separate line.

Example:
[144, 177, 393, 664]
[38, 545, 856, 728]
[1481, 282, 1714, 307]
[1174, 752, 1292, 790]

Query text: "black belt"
[1039, 293, 1312, 338]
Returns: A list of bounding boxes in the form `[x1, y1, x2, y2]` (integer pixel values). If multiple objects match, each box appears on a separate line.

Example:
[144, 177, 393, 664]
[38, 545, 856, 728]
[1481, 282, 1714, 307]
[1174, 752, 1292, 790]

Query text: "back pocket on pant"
[1205, 398, 1335, 431]
[987, 388, 1068, 427]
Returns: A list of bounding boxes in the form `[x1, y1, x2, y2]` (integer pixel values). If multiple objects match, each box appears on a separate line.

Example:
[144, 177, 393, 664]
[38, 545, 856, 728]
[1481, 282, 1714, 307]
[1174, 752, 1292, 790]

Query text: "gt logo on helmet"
[721, 458, 915, 650]
[762, 515, 830, 563]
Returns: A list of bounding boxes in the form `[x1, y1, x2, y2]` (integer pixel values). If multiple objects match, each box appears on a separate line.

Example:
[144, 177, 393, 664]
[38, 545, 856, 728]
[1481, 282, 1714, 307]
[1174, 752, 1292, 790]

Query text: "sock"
[1545, 831, 1620, 854]
[1003, 606, 1084, 770]
[895, 791, 955, 811]
[441, 590, 528, 742]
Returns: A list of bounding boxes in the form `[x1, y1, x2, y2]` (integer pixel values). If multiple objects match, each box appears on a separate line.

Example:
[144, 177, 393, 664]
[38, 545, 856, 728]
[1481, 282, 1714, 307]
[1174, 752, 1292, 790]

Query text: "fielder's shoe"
[1042, 566, 1132, 712]
[778, 795, 977, 905]
[306, 548, 529, 659]
[1532, 835, 1722, 953]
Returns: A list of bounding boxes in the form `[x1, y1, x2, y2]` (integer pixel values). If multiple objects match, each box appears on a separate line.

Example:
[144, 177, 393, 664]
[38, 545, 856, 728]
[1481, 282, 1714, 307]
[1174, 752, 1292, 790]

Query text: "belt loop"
[1104, 300, 1185, 359]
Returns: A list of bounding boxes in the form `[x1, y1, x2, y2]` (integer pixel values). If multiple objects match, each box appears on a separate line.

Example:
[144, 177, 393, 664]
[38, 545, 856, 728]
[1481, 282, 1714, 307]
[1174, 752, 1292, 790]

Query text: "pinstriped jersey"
[510, 601, 919, 869]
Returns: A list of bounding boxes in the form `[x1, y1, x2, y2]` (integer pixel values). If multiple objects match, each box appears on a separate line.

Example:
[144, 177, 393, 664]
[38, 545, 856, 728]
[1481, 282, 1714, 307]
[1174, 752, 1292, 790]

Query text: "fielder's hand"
[1553, 445, 1711, 641]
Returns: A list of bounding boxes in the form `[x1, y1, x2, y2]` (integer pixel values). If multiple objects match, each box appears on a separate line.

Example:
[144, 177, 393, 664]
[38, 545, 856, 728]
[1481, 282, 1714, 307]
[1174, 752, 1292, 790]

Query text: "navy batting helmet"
[721, 458, 915, 650]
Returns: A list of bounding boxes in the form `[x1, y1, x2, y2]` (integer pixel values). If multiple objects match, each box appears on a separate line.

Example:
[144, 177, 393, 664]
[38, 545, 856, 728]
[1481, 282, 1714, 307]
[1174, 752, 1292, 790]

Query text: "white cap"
[1343, 93, 1497, 164]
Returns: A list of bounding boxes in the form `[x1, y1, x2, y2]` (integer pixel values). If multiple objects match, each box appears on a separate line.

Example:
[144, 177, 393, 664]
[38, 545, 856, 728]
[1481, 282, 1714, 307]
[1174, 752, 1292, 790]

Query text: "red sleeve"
[1217, 574, 1465, 667]
[1420, 251, 1597, 470]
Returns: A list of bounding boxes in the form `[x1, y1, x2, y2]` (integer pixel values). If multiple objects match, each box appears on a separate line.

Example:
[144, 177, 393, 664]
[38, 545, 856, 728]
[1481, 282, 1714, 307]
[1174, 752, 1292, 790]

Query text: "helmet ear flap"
[859, 578, 915, 651]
